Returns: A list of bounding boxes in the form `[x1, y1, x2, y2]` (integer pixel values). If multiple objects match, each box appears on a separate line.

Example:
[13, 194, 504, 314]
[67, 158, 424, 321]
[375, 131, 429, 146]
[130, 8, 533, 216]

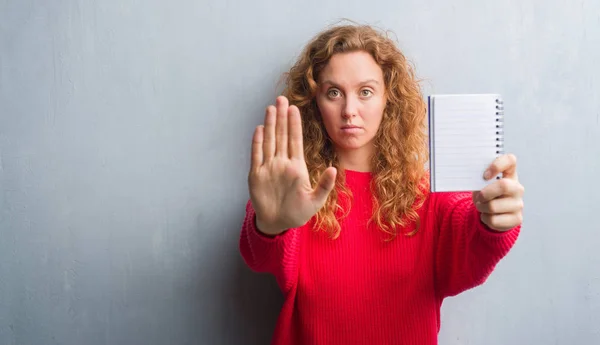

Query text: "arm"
[433, 192, 521, 299]
[241, 96, 336, 292]
[239, 199, 301, 293]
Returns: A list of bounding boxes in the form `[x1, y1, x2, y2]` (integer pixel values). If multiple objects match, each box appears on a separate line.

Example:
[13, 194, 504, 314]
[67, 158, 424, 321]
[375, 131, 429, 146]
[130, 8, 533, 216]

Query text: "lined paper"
[429, 94, 502, 192]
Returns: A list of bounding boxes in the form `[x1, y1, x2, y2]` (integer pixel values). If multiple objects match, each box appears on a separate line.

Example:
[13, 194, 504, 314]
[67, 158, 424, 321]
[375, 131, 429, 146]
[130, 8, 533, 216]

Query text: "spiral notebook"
[428, 94, 504, 192]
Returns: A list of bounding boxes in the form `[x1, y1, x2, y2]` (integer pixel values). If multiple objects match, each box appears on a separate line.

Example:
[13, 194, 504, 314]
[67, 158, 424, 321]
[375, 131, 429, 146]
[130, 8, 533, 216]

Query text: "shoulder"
[427, 191, 473, 209]
[419, 190, 474, 221]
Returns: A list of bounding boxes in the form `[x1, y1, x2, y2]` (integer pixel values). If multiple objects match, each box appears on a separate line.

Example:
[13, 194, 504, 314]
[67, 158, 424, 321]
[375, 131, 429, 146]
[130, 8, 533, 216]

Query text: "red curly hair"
[282, 23, 430, 239]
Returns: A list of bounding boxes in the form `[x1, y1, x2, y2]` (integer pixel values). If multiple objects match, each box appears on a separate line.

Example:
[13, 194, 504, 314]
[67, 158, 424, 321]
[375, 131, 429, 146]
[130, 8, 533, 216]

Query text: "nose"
[342, 96, 358, 119]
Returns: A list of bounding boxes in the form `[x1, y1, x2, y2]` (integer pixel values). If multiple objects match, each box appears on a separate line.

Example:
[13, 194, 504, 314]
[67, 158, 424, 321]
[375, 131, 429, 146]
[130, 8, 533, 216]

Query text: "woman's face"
[316, 51, 387, 159]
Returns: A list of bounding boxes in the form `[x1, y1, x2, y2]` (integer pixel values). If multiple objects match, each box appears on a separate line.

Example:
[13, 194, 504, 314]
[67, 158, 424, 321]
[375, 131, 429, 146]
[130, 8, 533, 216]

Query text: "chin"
[333, 139, 369, 151]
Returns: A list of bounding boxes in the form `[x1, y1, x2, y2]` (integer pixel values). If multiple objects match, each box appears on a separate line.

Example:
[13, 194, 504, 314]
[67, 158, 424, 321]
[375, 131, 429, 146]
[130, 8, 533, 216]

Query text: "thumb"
[311, 167, 337, 205]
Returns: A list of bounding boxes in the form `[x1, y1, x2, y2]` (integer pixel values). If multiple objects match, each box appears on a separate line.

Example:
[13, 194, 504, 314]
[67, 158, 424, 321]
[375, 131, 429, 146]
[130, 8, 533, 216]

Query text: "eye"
[327, 89, 341, 98]
[360, 89, 373, 97]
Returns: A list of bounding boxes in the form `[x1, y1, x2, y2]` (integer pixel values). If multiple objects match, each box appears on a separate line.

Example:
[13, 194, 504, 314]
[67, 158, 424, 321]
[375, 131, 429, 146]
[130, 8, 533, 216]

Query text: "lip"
[340, 125, 363, 134]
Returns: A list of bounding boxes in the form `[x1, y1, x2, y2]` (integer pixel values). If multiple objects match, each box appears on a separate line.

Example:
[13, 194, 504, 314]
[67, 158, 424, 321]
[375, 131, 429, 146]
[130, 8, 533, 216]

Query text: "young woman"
[239, 23, 524, 345]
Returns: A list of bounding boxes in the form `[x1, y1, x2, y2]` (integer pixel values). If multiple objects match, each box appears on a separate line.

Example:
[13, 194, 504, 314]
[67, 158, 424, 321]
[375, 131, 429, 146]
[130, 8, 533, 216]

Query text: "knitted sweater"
[239, 170, 520, 345]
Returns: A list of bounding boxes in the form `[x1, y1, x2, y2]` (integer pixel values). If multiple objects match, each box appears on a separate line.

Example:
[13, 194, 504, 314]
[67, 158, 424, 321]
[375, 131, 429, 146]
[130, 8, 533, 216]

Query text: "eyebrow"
[320, 79, 381, 87]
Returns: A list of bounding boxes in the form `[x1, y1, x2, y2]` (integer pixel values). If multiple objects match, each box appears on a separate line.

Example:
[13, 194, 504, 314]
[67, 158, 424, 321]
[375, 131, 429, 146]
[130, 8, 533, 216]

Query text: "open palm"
[248, 96, 337, 235]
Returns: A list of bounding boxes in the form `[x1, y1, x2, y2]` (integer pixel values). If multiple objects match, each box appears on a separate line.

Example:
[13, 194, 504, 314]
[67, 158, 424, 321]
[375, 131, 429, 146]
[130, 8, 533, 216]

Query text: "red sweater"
[239, 170, 520, 345]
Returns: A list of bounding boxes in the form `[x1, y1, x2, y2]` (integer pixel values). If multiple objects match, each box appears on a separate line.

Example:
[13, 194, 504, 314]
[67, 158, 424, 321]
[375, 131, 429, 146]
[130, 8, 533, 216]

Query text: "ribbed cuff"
[469, 202, 521, 244]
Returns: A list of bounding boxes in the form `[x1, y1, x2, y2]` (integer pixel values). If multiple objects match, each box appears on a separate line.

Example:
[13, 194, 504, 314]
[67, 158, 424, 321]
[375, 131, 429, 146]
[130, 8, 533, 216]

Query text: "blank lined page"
[429, 94, 501, 192]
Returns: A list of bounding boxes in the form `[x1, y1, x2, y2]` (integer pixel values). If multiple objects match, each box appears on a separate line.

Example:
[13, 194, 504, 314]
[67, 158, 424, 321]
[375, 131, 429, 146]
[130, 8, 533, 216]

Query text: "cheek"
[366, 101, 386, 126]
[317, 102, 339, 128]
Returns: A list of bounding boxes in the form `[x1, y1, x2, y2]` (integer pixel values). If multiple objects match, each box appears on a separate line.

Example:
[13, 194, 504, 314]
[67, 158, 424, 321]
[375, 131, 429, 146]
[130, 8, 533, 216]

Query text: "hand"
[472, 154, 525, 232]
[248, 96, 337, 236]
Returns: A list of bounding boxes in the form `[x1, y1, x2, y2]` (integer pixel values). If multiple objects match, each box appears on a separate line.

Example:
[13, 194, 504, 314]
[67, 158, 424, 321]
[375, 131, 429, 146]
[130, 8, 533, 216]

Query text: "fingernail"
[483, 170, 491, 180]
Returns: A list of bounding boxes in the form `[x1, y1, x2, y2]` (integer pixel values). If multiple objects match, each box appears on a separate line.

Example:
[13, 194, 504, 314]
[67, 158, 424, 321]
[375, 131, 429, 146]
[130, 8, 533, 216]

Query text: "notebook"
[428, 94, 504, 192]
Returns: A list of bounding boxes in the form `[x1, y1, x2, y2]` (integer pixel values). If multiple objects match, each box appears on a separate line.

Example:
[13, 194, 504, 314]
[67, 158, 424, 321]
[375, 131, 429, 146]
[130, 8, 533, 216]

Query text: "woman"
[239, 23, 524, 345]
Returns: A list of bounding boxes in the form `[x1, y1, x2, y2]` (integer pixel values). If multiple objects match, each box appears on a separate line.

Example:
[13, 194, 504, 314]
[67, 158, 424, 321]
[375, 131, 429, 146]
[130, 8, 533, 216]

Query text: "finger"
[251, 125, 264, 170]
[275, 96, 288, 157]
[484, 153, 518, 180]
[263, 105, 276, 161]
[477, 178, 524, 203]
[311, 167, 337, 206]
[480, 212, 523, 232]
[476, 196, 524, 215]
[288, 105, 304, 159]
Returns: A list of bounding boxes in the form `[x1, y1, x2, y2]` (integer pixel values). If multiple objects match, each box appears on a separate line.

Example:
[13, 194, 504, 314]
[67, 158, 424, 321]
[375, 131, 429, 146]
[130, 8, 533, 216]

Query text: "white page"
[429, 94, 503, 192]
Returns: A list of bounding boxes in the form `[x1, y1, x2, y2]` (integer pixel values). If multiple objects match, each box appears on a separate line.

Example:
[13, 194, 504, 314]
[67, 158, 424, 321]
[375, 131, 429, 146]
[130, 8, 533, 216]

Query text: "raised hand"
[472, 154, 525, 232]
[248, 96, 337, 236]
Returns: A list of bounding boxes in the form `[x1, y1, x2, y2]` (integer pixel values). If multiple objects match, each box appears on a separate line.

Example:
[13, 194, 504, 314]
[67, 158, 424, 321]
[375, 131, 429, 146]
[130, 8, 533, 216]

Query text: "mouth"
[340, 125, 363, 134]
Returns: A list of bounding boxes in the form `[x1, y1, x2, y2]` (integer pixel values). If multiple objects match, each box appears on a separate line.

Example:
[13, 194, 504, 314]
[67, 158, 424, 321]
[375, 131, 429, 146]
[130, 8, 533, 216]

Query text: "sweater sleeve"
[238, 199, 301, 293]
[432, 192, 521, 299]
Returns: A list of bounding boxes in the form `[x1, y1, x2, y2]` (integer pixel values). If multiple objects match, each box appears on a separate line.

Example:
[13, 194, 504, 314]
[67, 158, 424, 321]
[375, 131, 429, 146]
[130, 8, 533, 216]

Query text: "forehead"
[318, 51, 384, 84]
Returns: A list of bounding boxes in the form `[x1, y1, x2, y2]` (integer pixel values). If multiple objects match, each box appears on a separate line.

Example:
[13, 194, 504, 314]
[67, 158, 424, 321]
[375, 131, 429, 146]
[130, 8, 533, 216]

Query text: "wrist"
[255, 216, 287, 236]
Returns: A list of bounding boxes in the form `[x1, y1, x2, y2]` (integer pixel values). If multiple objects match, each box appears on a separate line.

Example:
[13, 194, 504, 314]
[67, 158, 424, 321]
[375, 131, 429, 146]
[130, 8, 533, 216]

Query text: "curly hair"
[282, 23, 430, 240]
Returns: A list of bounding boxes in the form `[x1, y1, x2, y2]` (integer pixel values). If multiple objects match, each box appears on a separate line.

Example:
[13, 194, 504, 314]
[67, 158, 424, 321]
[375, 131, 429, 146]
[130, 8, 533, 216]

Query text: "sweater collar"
[343, 169, 372, 185]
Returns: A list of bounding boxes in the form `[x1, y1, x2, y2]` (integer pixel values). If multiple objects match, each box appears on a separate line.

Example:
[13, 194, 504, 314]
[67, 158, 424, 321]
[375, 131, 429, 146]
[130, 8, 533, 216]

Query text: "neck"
[336, 145, 374, 173]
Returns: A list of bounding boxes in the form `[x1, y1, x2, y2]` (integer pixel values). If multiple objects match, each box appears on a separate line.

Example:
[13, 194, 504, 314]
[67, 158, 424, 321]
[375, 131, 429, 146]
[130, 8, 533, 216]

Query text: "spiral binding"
[494, 97, 505, 179]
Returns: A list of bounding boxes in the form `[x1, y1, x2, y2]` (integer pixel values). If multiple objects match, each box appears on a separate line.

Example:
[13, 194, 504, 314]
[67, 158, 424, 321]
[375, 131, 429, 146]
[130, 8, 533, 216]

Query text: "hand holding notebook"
[427, 93, 525, 231]
[473, 152, 524, 231]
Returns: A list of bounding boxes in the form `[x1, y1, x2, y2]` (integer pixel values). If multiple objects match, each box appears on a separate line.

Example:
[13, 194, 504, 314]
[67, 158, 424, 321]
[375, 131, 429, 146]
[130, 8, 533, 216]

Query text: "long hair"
[282, 23, 429, 239]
